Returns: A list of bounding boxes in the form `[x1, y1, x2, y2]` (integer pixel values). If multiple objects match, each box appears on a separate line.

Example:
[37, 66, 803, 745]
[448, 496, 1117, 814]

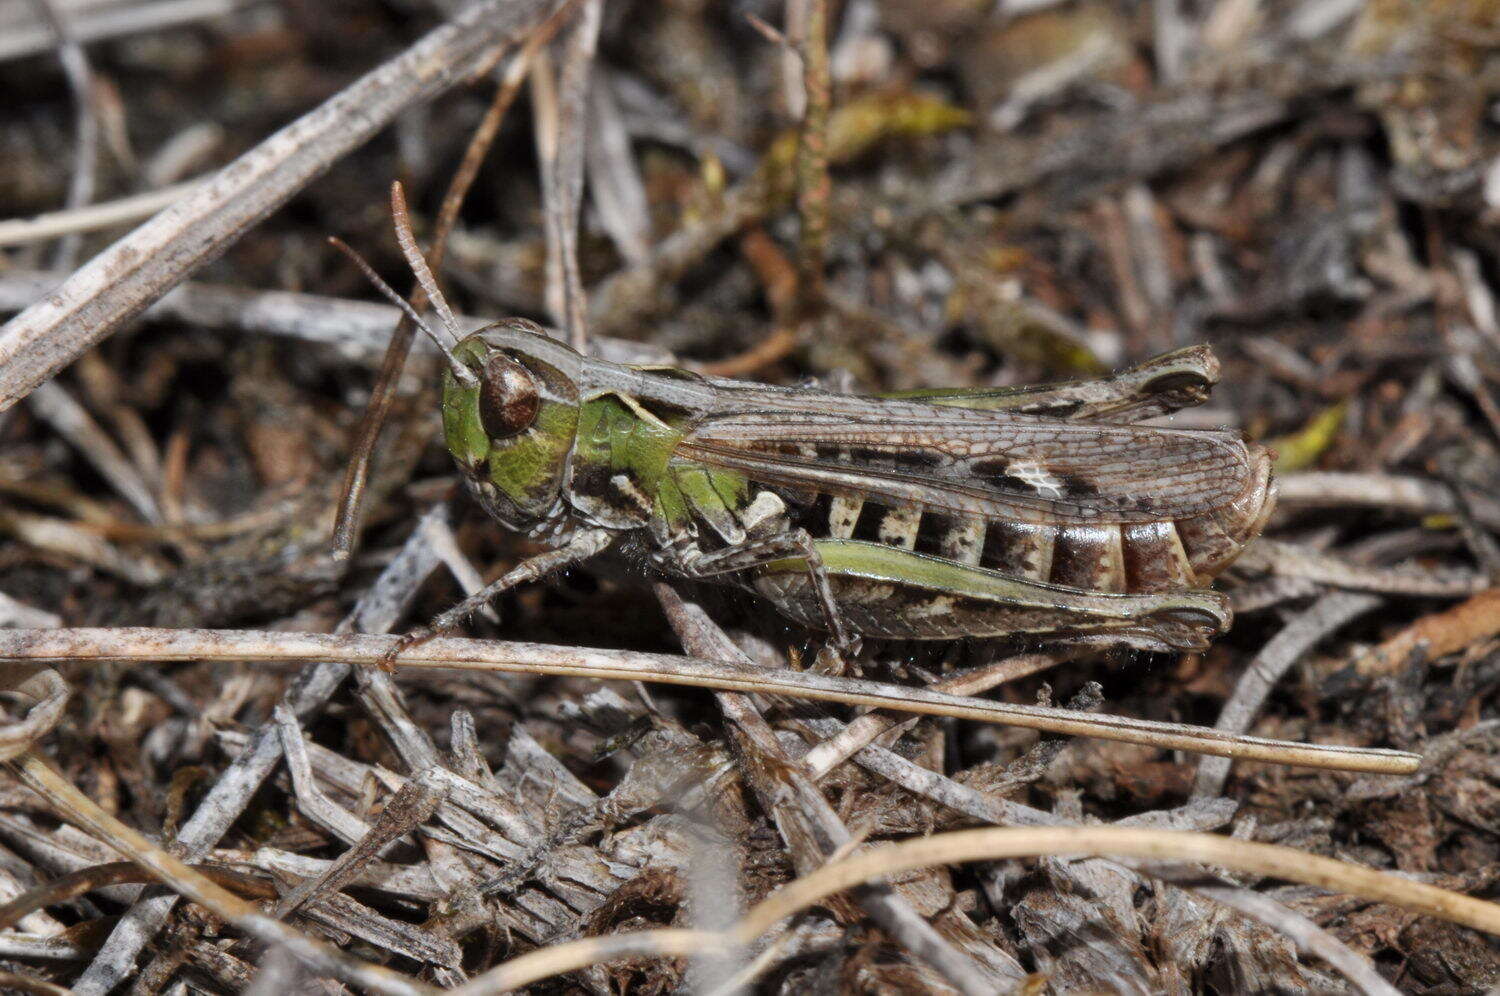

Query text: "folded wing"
[676, 406, 1259, 527]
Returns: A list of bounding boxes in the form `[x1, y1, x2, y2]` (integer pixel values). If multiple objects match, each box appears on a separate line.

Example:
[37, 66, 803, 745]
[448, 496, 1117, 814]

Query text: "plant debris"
[0, 0, 1498, 992]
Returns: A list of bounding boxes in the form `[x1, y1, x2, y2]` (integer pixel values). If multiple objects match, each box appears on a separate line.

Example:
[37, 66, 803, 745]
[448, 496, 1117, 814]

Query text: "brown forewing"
[675, 407, 1263, 528]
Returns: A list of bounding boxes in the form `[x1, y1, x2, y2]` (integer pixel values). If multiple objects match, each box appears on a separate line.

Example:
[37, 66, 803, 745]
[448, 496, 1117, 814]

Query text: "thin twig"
[457, 825, 1500, 993]
[26, 379, 161, 523]
[0, 860, 279, 931]
[1235, 538, 1486, 597]
[0, 180, 201, 248]
[1193, 591, 1382, 799]
[735, 827, 1500, 939]
[0, 626, 1423, 775]
[25, 0, 97, 271]
[1278, 471, 1500, 531]
[801, 650, 1068, 779]
[0, 0, 243, 63]
[0, 268, 670, 365]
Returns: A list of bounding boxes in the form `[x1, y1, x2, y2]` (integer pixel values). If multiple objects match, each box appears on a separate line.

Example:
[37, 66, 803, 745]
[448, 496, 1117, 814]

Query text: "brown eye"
[478, 353, 541, 439]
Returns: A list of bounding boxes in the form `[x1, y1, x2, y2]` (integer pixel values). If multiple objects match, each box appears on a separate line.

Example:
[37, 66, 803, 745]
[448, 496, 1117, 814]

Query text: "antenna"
[327, 236, 477, 389]
[390, 181, 467, 352]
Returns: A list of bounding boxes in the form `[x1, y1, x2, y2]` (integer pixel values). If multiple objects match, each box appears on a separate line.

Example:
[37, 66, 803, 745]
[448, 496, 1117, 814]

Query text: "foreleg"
[382, 528, 615, 668]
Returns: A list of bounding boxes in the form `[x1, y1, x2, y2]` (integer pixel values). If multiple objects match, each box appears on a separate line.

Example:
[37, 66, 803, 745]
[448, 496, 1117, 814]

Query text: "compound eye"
[478, 353, 541, 439]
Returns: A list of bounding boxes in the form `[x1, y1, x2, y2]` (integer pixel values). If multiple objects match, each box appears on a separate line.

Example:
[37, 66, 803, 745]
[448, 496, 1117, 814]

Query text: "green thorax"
[566, 391, 685, 530]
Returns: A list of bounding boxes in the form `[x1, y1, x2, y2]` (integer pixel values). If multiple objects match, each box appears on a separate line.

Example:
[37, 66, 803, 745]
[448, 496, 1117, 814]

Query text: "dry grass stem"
[0, 626, 1422, 774]
[463, 825, 1500, 993]
[0, 179, 203, 248]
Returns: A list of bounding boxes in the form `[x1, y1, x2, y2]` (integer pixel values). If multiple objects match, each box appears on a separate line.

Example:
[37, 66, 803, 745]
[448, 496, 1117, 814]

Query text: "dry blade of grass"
[1236, 537, 1488, 597]
[0, 178, 201, 248]
[3, 751, 440, 996]
[459, 825, 1500, 994]
[0, 626, 1422, 774]
[0, 665, 68, 763]
[1193, 591, 1383, 799]
[0, 267, 670, 365]
[28, 0, 97, 273]
[531, 0, 601, 349]
[1278, 472, 1500, 532]
[0, 0, 243, 63]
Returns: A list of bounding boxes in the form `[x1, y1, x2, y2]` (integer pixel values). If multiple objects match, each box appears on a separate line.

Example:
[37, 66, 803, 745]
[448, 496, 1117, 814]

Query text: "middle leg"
[657, 527, 862, 661]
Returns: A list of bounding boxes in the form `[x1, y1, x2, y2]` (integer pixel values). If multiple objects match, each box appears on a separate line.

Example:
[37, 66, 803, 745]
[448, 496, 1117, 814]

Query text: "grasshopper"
[342, 198, 1275, 663]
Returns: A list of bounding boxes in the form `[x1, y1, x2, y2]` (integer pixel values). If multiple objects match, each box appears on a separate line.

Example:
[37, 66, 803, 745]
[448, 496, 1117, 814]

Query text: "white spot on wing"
[1007, 460, 1065, 499]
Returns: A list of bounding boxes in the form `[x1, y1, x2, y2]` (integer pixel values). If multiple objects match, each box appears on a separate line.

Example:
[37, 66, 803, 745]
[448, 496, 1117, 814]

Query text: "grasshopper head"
[443, 319, 582, 534]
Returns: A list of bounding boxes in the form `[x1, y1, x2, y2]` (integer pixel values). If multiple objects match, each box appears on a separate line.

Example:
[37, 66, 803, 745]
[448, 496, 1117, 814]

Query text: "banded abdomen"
[780, 442, 1274, 595]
